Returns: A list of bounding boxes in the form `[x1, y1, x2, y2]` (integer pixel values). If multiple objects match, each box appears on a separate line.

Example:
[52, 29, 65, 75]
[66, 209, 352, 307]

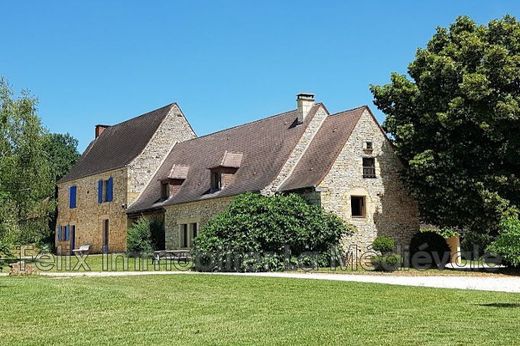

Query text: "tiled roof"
[126, 105, 321, 213]
[59, 103, 176, 183]
[280, 106, 367, 191]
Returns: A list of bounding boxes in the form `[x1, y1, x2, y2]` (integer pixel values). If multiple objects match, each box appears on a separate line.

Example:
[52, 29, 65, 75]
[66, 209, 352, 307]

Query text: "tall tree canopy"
[370, 16, 520, 242]
[0, 78, 79, 248]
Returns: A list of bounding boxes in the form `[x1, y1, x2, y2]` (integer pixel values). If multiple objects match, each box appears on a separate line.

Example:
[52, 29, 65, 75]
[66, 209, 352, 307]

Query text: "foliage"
[370, 16, 520, 240]
[0, 78, 80, 248]
[371, 236, 400, 271]
[43, 133, 80, 182]
[372, 235, 396, 254]
[127, 218, 153, 254]
[420, 224, 460, 238]
[409, 231, 451, 269]
[0, 78, 53, 245]
[192, 193, 355, 272]
[487, 214, 520, 267]
[371, 254, 401, 272]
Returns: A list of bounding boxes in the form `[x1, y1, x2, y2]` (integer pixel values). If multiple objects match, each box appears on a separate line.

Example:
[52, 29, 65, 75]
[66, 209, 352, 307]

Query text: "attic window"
[364, 141, 373, 151]
[208, 151, 243, 192]
[211, 171, 222, 192]
[161, 182, 170, 200]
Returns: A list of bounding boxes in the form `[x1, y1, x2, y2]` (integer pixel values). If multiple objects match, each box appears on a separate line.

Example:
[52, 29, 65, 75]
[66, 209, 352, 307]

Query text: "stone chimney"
[296, 93, 315, 123]
[95, 124, 109, 138]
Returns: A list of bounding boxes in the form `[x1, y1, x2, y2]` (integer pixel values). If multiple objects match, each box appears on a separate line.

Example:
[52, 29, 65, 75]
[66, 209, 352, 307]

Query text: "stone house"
[58, 93, 419, 255]
[56, 103, 195, 254]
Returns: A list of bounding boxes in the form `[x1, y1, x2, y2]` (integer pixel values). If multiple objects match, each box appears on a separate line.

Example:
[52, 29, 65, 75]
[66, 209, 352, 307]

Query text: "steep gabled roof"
[280, 106, 367, 191]
[126, 105, 322, 213]
[59, 103, 177, 183]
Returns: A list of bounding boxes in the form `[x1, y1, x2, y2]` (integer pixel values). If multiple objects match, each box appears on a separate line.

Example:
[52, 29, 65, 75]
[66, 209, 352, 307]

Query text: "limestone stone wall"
[263, 105, 329, 194]
[164, 197, 234, 249]
[56, 167, 129, 254]
[318, 110, 419, 256]
[127, 104, 196, 204]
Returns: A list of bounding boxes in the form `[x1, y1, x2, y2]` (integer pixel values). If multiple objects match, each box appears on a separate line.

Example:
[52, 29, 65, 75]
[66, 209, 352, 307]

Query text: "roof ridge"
[177, 105, 316, 144]
[329, 105, 368, 117]
[105, 102, 176, 129]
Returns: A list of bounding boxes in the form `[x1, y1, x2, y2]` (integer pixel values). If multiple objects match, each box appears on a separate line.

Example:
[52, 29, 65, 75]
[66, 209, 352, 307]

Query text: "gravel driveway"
[26, 270, 520, 293]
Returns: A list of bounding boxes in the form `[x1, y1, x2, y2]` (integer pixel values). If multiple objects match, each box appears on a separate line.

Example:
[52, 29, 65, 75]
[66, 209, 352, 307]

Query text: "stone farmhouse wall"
[56, 167, 129, 254]
[164, 197, 234, 249]
[318, 109, 420, 255]
[57, 105, 195, 254]
[127, 105, 196, 204]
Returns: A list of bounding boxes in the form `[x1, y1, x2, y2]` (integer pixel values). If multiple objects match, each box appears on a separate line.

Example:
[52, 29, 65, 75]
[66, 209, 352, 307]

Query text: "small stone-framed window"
[362, 157, 376, 178]
[351, 196, 366, 218]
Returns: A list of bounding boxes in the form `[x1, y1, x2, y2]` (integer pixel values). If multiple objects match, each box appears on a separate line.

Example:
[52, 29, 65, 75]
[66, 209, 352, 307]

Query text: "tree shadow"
[479, 303, 520, 308]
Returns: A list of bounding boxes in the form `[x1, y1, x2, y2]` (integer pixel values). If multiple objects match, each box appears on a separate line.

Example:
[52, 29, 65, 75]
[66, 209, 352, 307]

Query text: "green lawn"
[0, 275, 519, 345]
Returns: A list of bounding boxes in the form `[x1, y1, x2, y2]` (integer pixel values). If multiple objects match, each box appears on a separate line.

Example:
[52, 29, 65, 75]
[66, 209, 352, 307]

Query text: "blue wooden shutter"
[98, 180, 103, 204]
[57, 225, 61, 241]
[69, 186, 77, 209]
[106, 177, 113, 202]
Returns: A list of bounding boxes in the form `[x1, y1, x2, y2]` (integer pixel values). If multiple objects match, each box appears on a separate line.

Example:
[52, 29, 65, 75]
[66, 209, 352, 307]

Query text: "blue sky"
[2, 1, 519, 151]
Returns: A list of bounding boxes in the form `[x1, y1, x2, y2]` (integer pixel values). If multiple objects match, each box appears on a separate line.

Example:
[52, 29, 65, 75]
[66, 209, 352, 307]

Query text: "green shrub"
[409, 231, 451, 269]
[372, 236, 395, 254]
[127, 218, 153, 254]
[192, 193, 355, 272]
[487, 215, 520, 267]
[372, 254, 401, 272]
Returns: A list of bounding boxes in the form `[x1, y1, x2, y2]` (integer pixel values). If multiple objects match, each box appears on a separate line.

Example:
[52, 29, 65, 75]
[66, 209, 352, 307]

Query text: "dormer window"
[161, 182, 170, 200]
[211, 171, 222, 192]
[160, 164, 189, 201]
[209, 151, 243, 193]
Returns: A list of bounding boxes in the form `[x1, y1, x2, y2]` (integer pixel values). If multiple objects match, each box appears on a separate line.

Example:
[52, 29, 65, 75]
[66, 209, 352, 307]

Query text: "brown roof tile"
[59, 103, 176, 183]
[127, 105, 321, 213]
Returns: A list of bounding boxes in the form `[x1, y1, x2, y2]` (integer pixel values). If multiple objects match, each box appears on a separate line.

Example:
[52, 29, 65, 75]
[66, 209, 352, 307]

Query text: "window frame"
[211, 171, 222, 191]
[69, 186, 77, 209]
[350, 195, 366, 218]
[362, 157, 376, 179]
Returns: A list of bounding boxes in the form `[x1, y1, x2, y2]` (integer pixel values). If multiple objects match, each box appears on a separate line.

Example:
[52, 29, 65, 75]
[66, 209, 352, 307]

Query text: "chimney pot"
[95, 124, 109, 138]
[296, 93, 315, 123]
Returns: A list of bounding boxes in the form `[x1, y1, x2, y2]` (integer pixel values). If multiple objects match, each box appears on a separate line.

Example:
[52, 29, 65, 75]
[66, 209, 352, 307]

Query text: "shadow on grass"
[479, 303, 520, 308]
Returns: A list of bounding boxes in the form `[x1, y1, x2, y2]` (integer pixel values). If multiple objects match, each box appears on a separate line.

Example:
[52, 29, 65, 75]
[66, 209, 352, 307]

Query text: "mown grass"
[0, 274, 519, 345]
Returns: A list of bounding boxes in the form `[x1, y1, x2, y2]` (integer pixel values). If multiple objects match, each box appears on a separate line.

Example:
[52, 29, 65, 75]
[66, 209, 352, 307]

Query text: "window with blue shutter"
[65, 225, 69, 241]
[69, 186, 77, 209]
[106, 177, 113, 202]
[98, 180, 103, 204]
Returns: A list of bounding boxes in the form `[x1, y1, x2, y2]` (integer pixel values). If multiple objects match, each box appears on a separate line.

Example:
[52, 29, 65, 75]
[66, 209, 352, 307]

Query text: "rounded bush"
[192, 193, 356, 272]
[372, 236, 395, 254]
[409, 231, 451, 269]
[372, 254, 401, 272]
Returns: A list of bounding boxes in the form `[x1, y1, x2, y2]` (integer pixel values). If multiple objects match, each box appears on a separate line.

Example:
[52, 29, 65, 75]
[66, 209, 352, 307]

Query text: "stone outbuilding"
[58, 94, 419, 256]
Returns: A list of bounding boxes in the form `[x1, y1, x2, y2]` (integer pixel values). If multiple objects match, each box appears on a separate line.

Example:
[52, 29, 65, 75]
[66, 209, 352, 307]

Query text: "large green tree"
[370, 16, 520, 245]
[42, 132, 80, 246]
[0, 78, 79, 248]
